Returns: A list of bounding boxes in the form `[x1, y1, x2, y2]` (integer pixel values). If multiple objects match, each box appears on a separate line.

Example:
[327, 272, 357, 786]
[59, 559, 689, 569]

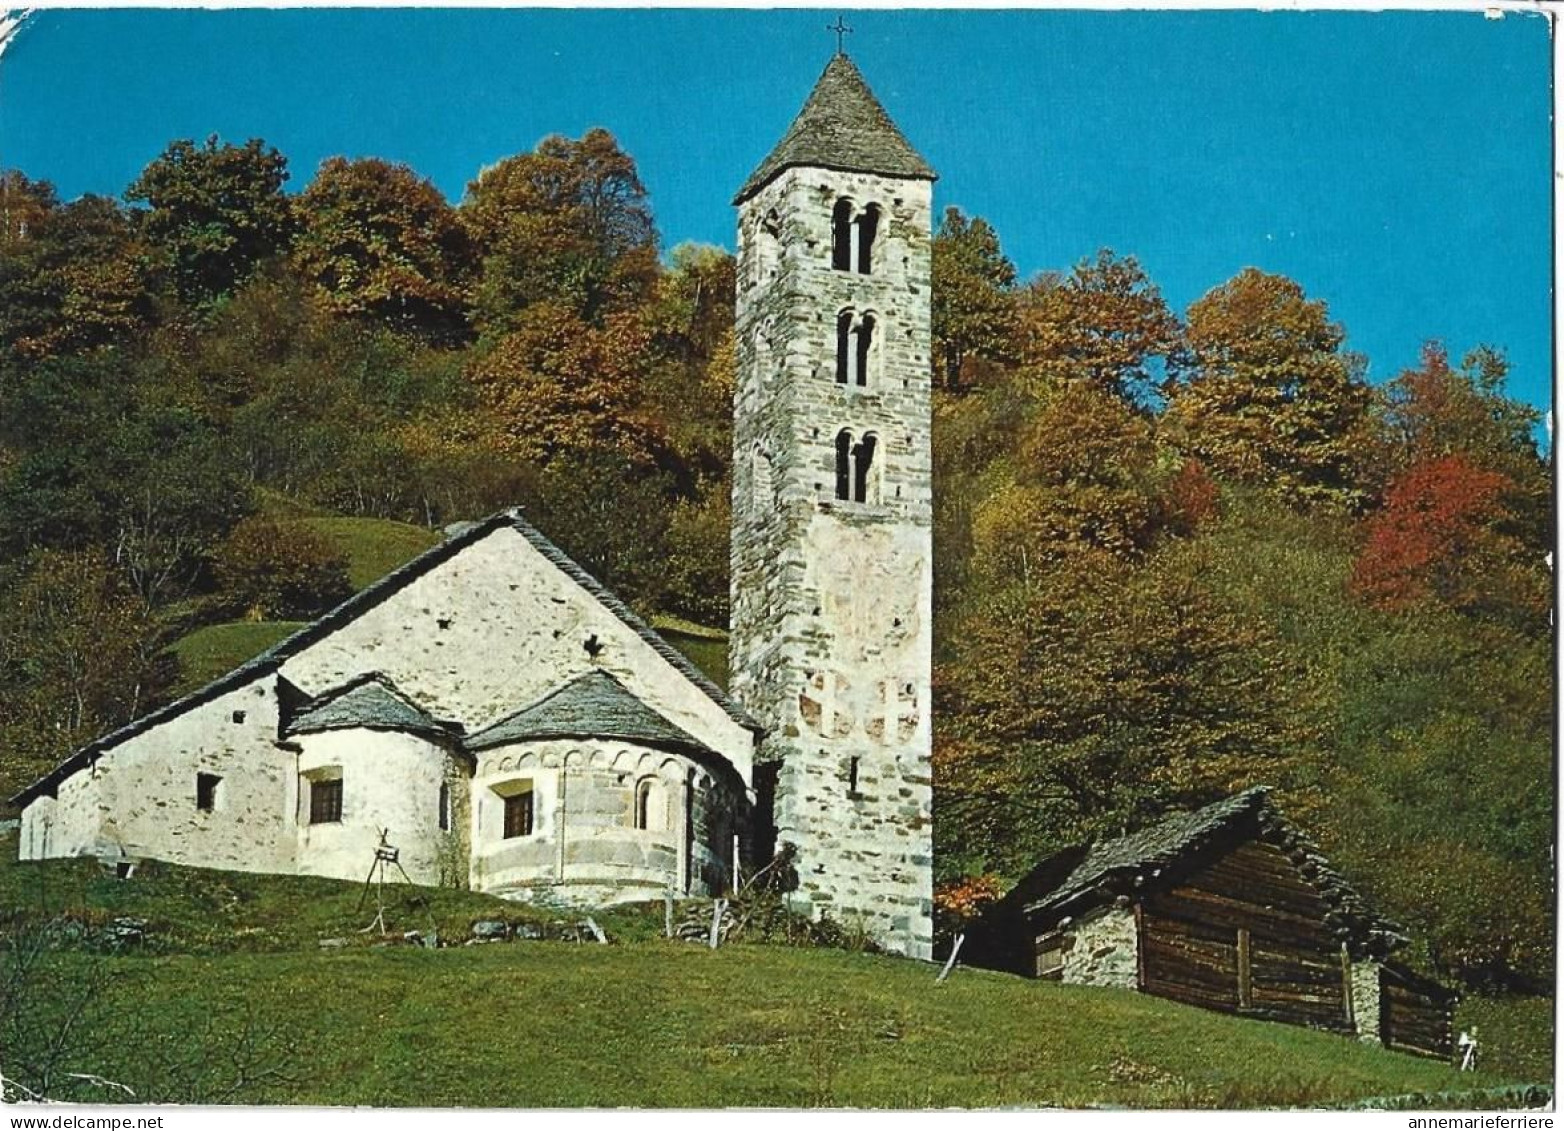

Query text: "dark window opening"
[848, 757, 860, 795]
[831, 199, 853, 270]
[503, 790, 535, 839]
[196, 772, 221, 812]
[835, 430, 853, 500]
[835, 311, 853, 383]
[854, 314, 875, 386]
[855, 204, 880, 275]
[634, 778, 663, 831]
[853, 433, 878, 504]
[231, 710, 246, 724]
[309, 777, 343, 825]
[438, 782, 451, 831]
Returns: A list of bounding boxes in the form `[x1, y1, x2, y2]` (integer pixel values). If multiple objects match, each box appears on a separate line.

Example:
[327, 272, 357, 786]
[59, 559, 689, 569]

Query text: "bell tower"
[730, 51, 936, 959]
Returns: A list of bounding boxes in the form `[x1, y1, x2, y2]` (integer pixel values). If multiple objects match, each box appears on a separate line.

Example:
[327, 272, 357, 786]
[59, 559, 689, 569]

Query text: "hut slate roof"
[466, 670, 709, 755]
[285, 674, 456, 741]
[10, 508, 759, 808]
[1019, 787, 1407, 957]
[734, 53, 936, 204]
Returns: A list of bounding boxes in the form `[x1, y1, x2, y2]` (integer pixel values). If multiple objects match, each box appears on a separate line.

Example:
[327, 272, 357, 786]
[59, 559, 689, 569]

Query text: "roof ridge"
[11, 507, 758, 807]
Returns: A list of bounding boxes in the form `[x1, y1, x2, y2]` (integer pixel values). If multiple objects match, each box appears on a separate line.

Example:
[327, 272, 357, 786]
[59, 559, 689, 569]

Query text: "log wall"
[1380, 965, 1457, 1060]
[1139, 840, 1352, 1032]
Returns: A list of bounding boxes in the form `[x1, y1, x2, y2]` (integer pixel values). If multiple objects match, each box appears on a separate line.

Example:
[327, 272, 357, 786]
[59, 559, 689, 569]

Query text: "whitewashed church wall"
[292, 728, 458, 886]
[20, 678, 296, 872]
[278, 526, 755, 785]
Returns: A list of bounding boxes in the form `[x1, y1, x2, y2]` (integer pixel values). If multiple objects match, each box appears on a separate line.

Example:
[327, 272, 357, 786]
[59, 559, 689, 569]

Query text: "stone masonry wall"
[1351, 960, 1383, 1043]
[1059, 907, 1140, 989]
[469, 738, 742, 904]
[731, 165, 934, 959]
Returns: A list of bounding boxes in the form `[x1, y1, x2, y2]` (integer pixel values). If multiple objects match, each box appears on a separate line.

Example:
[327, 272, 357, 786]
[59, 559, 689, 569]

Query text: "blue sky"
[0, 8, 1552, 416]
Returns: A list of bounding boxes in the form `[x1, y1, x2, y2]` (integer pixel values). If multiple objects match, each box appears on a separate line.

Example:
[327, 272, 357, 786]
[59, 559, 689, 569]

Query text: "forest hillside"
[0, 133, 1550, 997]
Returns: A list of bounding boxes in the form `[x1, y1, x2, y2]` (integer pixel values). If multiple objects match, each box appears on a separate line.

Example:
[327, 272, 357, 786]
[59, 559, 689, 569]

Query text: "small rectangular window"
[309, 777, 343, 825]
[438, 782, 451, 832]
[503, 790, 534, 839]
[196, 772, 221, 812]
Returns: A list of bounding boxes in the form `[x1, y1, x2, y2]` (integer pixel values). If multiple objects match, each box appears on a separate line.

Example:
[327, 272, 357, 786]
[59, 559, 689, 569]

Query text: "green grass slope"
[168, 620, 308, 694]
[9, 944, 1503, 1109]
[0, 841, 1532, 1109]
[287, 516, 440, 591]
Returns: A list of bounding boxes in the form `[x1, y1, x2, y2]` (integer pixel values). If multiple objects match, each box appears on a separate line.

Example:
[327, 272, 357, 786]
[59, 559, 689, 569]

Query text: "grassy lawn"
[0, 842, 666, 954]
[657, 624, 730, 690]
[168, 620, 307, 694]
[1457, 994, 1555, 1084]
[1, 838, 1538, 1109]
[288, 516, 441, 591]
[9, 945, 1505, 1109]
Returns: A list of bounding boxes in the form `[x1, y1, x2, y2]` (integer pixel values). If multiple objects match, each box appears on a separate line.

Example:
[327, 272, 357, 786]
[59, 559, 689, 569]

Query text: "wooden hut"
[962, 787, 1457, 1058]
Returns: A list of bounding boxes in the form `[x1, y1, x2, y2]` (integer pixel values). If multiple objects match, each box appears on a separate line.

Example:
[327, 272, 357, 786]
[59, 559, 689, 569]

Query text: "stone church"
[12, 53, 938, 960]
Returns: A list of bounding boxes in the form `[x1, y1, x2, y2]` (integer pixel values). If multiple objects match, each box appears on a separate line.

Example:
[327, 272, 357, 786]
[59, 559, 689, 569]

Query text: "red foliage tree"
[1350, 454, 1540, 620]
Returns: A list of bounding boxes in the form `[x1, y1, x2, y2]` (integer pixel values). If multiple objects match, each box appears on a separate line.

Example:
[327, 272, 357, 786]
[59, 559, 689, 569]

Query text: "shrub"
[213, 517, 353, 620]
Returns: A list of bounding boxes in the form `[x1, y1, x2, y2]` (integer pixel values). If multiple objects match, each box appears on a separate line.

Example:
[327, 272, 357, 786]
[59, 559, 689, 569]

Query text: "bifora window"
[503, 790, 535, 839]
[835, 430, 879, 504]
[309, 776, 343, 825]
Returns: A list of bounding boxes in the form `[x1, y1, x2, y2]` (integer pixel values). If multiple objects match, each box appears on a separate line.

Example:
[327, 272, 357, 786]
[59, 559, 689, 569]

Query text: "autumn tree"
[1014, 249, 1184, 404]
[0, 170, 58, 248]
[213, 517, 353, 620]
[0, 194, 162, 361]
[293, 157, 471, 341]
[1166, 267, 1370, 510]
[930, 207, 1017, 392]
[0, 352, 251, 604]
[968, 381, 1209, 585]
[461, 129, 657, 333]
[936, 545, 1307, 874]
[464, 301, 666, 467]
[126, 136, 294, 308]
[0, 550, 169, 803]
[1368, 342, 1549, 549]
[1350, 455, 1546, 629]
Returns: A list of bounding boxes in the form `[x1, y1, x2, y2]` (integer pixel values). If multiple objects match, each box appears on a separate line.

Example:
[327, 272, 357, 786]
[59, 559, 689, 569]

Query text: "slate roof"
[734, 53, 936, 204]
[467, 670, 711, 755]
[285, 674, 456, 741]
[10, 508, 759, 807]
[1017, 787, 1407, 957]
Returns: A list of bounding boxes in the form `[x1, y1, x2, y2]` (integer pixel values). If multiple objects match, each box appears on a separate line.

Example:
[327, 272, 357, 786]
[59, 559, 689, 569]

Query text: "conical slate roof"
[466, 670, 712, 755]
[286, 674, 453, 740]
[734, 53, 936, 204]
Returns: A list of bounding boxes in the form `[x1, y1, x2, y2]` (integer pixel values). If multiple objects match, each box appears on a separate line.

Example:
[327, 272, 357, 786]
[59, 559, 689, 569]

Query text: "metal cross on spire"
[827, 15, 853, 56]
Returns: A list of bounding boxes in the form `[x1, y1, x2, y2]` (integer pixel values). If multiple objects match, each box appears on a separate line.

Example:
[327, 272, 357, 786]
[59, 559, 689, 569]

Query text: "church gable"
[275, 513, 757, 784]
